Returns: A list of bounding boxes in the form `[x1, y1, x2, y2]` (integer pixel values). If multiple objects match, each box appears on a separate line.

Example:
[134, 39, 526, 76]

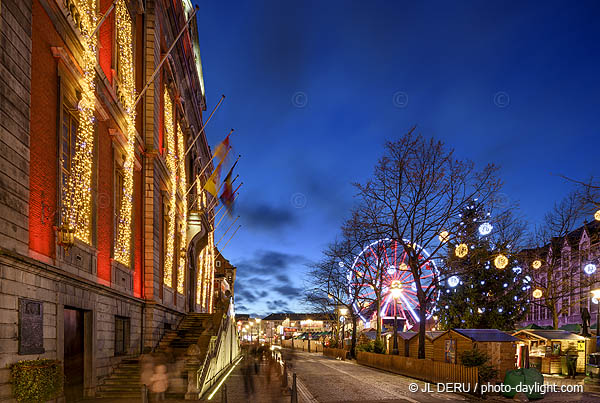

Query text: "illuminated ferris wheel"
[348, 239, 440, 330]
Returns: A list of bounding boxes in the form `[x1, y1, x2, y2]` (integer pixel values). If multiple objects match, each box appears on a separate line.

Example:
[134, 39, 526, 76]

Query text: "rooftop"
[453, 329, 520, 342]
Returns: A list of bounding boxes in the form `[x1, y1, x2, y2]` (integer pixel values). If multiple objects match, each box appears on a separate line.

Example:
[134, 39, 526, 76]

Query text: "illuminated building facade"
[0, 0, 220, 399]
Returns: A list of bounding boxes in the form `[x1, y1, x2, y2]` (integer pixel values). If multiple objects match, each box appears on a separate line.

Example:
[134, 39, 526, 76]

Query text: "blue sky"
[195, 0, 600, 316]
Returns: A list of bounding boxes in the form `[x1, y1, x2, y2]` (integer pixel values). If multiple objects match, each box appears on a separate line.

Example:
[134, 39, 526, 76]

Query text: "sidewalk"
[207, 355, 288, 403]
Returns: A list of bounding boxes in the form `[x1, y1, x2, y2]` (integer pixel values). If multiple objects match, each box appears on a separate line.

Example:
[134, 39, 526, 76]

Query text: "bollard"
[221, 384, 228, 403]
[141, 384, 148, 403]
[282, 363, 288, 389]
[291, 373, 298, 403]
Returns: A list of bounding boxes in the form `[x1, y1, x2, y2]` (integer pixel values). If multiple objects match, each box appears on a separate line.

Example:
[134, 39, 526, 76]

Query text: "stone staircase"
[96, 312, 218, 399]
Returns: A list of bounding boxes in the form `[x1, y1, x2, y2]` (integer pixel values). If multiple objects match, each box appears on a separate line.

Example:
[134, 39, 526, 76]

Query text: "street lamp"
[592, 288, 600, 337]
[390, 280, 402, 355]
[339, 307, 348, 348]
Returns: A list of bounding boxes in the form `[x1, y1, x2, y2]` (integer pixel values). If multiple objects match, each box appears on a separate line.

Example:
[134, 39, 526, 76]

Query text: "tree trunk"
[376, 294, 382, 342]
[351, 315, 358, 359]
[418, 309, 426, 359]
[552, 307, 559, 329]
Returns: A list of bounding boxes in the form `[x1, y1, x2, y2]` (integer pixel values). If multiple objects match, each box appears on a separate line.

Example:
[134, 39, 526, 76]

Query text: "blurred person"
[150, 364, 169, 401]
[242, 354, 255, 396]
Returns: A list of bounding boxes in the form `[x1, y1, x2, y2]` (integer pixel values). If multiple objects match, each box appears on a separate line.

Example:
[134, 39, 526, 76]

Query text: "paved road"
[285, 349, 469, 403]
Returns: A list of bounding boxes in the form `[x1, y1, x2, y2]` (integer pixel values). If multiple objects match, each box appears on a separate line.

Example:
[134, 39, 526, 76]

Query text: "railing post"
[291, 373, 298, 403]
[221, 384, 228, 403]
[141, 384, 148, 403]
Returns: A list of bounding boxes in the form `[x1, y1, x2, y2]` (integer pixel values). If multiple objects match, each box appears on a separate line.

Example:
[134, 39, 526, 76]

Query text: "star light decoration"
[455, 243, 468, 258]
[438, 231, 449, 243]
[478, 222, 493, 236]
[62, 0, 98, 244]
[114, 0, 137, 266]
[494, 254, 509, 269]
[584, 263, 597, 275]
[532, 260, 542, 270]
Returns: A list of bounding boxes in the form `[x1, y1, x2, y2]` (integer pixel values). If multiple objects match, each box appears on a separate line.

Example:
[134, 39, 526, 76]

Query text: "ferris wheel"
[348, 239, 440, 330]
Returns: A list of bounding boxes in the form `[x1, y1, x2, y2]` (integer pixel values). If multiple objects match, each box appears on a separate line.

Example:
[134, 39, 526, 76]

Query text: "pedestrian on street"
[242, 355, 255, 396]
[150, 364, 169, 401]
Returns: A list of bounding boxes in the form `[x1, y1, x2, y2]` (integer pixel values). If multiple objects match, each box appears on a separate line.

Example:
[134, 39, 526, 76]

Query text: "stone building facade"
[0, 0, 220, 400]
[521, 221, 600, 329]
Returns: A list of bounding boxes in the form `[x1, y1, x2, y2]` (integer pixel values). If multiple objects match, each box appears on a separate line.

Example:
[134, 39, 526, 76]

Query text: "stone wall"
[0, 0, 32, 255]
[0, 251, 145, 400]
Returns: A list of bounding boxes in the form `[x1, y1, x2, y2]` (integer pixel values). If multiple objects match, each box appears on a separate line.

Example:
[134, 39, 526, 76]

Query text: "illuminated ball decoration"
[478, 222, 493, 236]
[447, 276, 460, 288]
[494, 254, 509, 269]
[593, 297, 599, 305]
[584, 263, 597, 275]
[532, 289, 543, 299]
[338, 261, 344, 267]
[438, 231, 449, 243]
[398, 263, 408, 271]
[455, 243, 468, 258]
[532, 260, 542, 270]
[595, 210, 600, 221]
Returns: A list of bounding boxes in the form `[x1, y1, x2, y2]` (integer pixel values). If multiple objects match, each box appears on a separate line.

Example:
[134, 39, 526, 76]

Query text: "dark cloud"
[275, 274, 290, 283]
[267, 299, 290, 311]
[238, 202, 296, 232]
[273, 285, 303, 298]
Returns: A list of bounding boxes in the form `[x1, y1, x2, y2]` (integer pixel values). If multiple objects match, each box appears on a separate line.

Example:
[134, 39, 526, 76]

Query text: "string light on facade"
[438, 231, 449, 243]
[532, 260, 542, 270]
[532, 289, 543, 299]
[584, 263, 597, 275]
[114, 0, 137, 266]
[494, 254, 508, 269]
[163, 88, 177, 288]
[62, 0, 98, 244]
[176, 123, 187, 294]
[455, 243, 468, 258]
[478, 222, 493, 236]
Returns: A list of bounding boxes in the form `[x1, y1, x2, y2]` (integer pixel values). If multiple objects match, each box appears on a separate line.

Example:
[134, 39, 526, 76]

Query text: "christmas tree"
[437, 201, 529, 330]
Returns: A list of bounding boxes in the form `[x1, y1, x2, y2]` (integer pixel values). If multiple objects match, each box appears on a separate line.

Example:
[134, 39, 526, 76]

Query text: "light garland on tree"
[532, 288, 543, 299]
[163, 88, 177, 288]
[438, 230, 449, 243]
[595, 210, 600, 221]
[62, 0, 98, 244]
[114, 0, 137, 266]
[532, 259, 542, 269]
[176, 123, 187, 294]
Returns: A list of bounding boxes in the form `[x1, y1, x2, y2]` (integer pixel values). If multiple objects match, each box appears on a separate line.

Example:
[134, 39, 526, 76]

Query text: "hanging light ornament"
[478, 222, 493, 236]
[438, 231, 449, 243]
[595, 210, 600, 221]
[532, 289, 543, 299]
[532, 260, 542, 269]
[494, 254, 509, 269]
[447, 276, 460, 287]
[455, 243, 468, 258]
[584, 263, 597, 275]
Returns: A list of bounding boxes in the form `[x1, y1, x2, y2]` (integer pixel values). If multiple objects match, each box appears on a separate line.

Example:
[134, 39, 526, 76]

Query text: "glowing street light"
[390, 280, 402, 355]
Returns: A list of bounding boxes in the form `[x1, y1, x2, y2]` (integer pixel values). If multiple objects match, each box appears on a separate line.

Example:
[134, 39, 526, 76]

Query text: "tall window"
[60, 106, 79, 217]
[114, 316, 130, 356]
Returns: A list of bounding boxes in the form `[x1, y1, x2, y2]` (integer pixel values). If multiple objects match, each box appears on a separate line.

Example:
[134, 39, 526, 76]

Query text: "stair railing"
[195, 297, 237, 396]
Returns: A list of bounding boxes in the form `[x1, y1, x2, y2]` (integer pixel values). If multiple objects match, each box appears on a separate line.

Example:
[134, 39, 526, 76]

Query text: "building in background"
[262, 313, 336, 342]
[521, 221, 600, 329]
[0, 0, 225, 399]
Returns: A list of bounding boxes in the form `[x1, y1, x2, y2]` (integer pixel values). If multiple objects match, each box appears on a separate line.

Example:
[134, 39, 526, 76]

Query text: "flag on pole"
[203, 161, 223, 197]
[219, 161, 238, 215]
[213, 133, 231, 163]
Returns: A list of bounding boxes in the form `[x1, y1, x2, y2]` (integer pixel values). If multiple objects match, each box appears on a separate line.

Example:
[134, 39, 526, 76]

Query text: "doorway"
[64, 308, 84, 401]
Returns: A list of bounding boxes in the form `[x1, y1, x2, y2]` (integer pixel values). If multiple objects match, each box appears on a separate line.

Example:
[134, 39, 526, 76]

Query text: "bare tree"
[354, 128, 502, 358]
[524, 190, 596, 329]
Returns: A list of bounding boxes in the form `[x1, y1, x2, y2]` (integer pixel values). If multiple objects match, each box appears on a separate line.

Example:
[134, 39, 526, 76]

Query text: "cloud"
[273, 285, 303, 298]
[275, 274, 290, 283]
[267, 299, 290, 311]
[238, 202, 296, 232]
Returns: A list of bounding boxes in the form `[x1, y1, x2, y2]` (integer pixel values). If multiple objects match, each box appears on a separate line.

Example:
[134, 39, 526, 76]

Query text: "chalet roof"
[513, 329, 587, 341]
[382, 331, 417, 340]
[261, 312, 335, 321]
[453, 329, 520, 342]
[407, 331, 445, 341]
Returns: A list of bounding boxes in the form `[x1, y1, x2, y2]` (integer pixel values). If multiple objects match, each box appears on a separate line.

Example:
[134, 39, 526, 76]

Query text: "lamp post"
[339, 307, 348, 349]
[592, 288, 600, 337]
[390, 281, 402, 355]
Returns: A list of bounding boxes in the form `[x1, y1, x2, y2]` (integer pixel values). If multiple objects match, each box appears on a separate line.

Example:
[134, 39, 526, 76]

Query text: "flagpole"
[184, 130, 234, 199]
[215, 216, 239, 245]
[132, 6, 198, 110]
[213, 189, 242, 221]
[91, 0, 119, 38]
[214, 225, 241, 260]
[206, 173, 238, 211]
[184, 95, 225, 157]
